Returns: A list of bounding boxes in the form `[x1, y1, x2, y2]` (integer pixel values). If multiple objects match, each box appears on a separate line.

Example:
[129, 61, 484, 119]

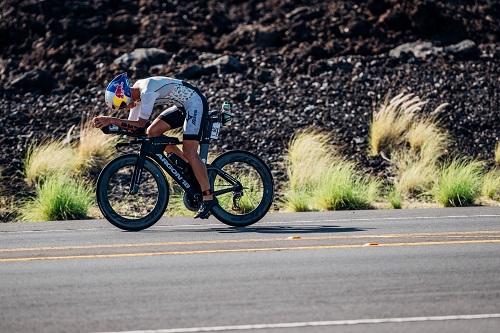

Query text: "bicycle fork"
[129, 143, 148, 195]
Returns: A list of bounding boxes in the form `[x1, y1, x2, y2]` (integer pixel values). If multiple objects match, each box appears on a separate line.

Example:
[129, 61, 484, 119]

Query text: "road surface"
[1, 207, 500, 333]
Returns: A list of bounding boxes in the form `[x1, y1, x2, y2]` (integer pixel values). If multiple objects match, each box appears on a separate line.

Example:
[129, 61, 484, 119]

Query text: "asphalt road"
[1, 207, 500, 333]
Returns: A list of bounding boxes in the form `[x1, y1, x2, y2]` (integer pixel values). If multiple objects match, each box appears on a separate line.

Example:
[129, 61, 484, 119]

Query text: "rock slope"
[0, 0, 498, 196]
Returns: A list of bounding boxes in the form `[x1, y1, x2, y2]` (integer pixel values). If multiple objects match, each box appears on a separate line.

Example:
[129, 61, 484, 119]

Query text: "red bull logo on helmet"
[115, 82, 124, 98]
[105, 73, 132, 109]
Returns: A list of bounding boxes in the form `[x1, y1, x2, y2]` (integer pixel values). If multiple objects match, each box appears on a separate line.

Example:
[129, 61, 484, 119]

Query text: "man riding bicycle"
[92, 73, 216, 219]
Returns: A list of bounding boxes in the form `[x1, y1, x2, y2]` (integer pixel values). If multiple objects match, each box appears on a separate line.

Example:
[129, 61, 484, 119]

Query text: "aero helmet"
[105, 73, 132, 110]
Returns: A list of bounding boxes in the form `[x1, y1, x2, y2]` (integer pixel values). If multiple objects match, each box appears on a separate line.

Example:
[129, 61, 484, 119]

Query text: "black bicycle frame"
[128, 137, 242, 199]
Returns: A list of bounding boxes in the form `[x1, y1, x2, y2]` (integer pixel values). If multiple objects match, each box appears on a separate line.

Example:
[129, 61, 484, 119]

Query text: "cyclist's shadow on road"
[172, 225, 369, 234]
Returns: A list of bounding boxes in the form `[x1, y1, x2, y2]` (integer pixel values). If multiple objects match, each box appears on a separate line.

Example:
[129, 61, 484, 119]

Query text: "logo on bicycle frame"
[156, 154, 191, 189]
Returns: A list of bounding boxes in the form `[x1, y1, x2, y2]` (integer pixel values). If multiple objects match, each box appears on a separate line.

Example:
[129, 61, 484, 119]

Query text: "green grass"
[284, 189, 315, 212]
[482, 169, 500, 200]
[433, 159, 484, 207]
[387, 188, 403, 209]
[165, 195, 195, 217]
[21, 174, 94, 221]
[285, 129, 379, 211]
[313, 161, 380, 210]
[285, 129, 336, 211]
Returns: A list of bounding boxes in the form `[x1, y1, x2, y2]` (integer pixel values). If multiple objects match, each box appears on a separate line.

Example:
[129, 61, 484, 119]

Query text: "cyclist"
[92, 73, 216, 219]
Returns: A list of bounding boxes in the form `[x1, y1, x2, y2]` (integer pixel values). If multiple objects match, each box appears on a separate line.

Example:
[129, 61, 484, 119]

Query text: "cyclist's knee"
[146, 125, 161, 137]
[183, 149, 199, 162]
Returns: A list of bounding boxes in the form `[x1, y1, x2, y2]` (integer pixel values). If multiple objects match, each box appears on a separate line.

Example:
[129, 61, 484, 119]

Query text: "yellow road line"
[2, 230, 500, 253]
[1, 239, 500, 263]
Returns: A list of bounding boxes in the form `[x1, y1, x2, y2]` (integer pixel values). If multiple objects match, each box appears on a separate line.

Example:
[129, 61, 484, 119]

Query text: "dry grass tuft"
[406, 117, 448, 161]
[392, 150, 437, 196]
[482, 168, 500, 200]
[285, 129, 379, 211]
[24, 140, 77, 185]
[286, 129, 337, 193]
[74, 122, 118, 174]
[369, 93, 424, 156]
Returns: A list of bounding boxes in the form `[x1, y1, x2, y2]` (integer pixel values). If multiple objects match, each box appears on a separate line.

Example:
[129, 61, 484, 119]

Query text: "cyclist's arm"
[92, 116, 148, 130]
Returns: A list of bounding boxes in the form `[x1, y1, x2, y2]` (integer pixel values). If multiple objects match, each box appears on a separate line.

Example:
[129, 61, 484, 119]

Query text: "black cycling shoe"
[194, 199, 218, 219]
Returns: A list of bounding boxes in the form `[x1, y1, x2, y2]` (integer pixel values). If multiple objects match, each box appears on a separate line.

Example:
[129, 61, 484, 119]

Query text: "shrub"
[24, 140, 77, 185]
[369, 93, 423, 156]
[433, 159, 484, 207]
[406, 118, 448, 162]
[482, 169, 500, 200]
[313, 161, 380, 210]
[387, 188, 403, 209]
[21, 174, 94, 221]
[285, 129, 336, 211]
[74, 122, 117, 174]
[285, 189, 314, 212]
[392, 150, 437, 195]
[286, 129, 336, 192]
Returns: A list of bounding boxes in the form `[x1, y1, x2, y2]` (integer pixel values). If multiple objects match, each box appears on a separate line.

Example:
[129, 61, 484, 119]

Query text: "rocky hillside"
[1, 0, 499, 196]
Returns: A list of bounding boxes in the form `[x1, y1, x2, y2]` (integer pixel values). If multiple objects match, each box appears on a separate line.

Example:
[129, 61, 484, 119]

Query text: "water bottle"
[222, 101, 231, 111]
[221, 101, 232, 125]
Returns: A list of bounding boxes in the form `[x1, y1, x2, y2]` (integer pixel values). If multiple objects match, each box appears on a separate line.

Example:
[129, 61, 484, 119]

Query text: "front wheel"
[96, 154, 169, 231]
[209, 150, 274, 227]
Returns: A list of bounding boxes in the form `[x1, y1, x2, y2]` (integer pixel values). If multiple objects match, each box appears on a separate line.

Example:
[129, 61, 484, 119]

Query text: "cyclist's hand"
[92, 116, 115, 129]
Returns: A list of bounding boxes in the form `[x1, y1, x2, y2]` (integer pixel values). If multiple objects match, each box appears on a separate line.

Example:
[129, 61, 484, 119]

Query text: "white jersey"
[127, 76, 198, 121]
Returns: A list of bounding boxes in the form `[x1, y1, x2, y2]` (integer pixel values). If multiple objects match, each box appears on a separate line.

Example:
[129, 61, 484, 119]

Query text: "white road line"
[96, 313, 500, 333]
[1, 214, 499, 234]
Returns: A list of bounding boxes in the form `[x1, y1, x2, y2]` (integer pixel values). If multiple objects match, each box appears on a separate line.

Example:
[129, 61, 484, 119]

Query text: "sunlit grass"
[286, 129, 337, 192]
[285, 129, 337, 211]
[24, 140, 77, 185]
[387, 187, 403, 209]
[74, 122, 118, 174]
[21, 174, 94, 221]
[312, 161, 380, 210]
[285, 129, 379, 211]
[369, 93, 423, 156]
[407, 118, 448, 162]
[392, 150, 437, 196]
[482, 169, 500, 200]
[433, 159, 484, 207]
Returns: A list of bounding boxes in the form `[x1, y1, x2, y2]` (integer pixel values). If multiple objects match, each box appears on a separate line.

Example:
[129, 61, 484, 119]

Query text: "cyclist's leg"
[182, 93, 213, 202]
[148, 106, 185, 157]
[183, 140, 211, 200]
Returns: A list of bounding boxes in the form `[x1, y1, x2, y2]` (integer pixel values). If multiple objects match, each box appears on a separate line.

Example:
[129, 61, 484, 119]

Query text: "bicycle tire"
[96, 154, 169, 231]
[209, 150, 274, 227]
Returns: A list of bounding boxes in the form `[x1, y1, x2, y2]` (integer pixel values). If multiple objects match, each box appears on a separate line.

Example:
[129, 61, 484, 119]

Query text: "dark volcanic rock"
[113, 48, 169, 69]
[445, 40, 481, 60]
[0, 0, 498, 204]
[389, 41, 442, 59]
[9, 69, 55, 93]
[204, 55, 244, 73]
